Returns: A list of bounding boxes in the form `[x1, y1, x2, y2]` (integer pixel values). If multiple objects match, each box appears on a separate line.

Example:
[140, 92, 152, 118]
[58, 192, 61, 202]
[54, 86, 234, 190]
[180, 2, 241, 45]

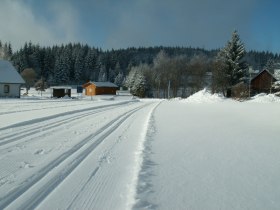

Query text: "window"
[4, 85, 9, 93]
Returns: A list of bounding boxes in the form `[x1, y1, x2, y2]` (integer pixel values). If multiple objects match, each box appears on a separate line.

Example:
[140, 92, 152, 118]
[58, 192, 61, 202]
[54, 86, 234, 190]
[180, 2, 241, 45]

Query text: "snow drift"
[181, 89, 225, 104]
[248, 93, 280, 103]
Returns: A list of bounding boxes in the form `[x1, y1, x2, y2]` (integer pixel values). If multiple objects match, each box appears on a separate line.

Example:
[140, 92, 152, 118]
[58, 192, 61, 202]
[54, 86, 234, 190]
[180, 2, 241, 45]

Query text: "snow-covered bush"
[125, 65, 147, 98]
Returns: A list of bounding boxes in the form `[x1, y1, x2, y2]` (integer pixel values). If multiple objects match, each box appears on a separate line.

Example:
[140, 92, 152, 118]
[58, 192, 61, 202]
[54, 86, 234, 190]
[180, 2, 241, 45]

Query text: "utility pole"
[270, 77, 273, 94]
[248, 66, 253, 98]
[167, 80, 171, 99]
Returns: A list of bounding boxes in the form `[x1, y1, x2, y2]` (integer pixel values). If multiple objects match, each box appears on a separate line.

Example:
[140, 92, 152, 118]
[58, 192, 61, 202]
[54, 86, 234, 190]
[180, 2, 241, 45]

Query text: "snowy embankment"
[133, 90, 280, 210]
[181, 88, 226, 103]
[249, 93, 280, 103]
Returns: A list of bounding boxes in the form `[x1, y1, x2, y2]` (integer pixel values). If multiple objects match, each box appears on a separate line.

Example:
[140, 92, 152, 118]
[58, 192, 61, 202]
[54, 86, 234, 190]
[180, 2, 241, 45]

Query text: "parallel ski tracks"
[0, 101, 136, 148]
[0, 102, 150, 210]
[0, 100, 99, 116]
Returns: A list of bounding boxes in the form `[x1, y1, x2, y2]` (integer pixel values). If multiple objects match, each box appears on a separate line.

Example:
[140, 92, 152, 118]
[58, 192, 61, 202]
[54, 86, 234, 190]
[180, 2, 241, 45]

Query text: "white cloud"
[47, 1, 80, 42]
[0, 0, 80, 51]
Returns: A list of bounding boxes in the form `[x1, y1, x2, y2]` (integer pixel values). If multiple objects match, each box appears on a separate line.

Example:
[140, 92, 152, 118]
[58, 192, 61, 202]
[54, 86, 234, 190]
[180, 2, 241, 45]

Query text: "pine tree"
[108, 68, 116, 82]
[43, 48, 54, 80]
[131, 70, 146, 97]
[84, 49, 98, 81]
[74, 50, 84, 82]
[265, 58, 275, 73]
[98, 65, 107, 82]
[114, 72, 124, 87]
[125, 67, 147, 97]
[30, 45, 42, 76]
[214, 30, 247, 95]
[0, 42, 13, 60]
[54, 55, 69, 85]
[124, 68, 137, 89]
[16, 49, 29, 72]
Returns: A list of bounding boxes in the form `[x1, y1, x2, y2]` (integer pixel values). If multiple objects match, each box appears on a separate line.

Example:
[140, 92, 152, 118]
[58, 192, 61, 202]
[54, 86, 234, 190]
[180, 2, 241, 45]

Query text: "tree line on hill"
[0, 33, 279, 98]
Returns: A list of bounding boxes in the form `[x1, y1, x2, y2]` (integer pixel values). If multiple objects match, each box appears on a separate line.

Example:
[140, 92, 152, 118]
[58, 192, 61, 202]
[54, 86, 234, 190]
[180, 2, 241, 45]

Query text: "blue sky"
[0, 0, 279, 53]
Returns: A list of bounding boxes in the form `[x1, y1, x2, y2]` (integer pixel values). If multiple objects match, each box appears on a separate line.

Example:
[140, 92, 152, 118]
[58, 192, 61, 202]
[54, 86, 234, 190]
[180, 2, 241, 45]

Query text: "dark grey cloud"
[1, 0, 276, 52]
[101, 0, 260, 50]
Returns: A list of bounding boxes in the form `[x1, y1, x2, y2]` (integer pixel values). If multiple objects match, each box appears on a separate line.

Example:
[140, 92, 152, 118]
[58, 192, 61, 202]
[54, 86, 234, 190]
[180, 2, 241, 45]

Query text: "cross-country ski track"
[0, 98, 160, 210]
[1, 91, 280, 210]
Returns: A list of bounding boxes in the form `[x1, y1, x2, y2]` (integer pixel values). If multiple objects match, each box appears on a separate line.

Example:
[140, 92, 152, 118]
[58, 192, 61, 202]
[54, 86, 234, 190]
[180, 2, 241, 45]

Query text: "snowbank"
[248, 93, 280, 103]
[181, 89, 225, 104]
[181, 89, 280, 104]
[169, 97, 182, 101]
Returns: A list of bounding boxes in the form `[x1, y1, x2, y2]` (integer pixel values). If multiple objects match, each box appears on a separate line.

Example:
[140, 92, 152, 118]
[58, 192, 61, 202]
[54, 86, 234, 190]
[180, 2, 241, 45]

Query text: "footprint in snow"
[98, 152, 114, 166]
[73, 130, 81, 135]
[34, 149, 45, 155]
[20, 162, 34, 169]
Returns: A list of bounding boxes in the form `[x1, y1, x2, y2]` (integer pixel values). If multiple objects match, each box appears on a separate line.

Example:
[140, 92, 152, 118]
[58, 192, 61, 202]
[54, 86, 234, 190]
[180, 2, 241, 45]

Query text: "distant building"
[82, 81, 119, 96]
[50, 86, 72, 98]
[251, 69, 277, 94]
[0, 60, 25, 98]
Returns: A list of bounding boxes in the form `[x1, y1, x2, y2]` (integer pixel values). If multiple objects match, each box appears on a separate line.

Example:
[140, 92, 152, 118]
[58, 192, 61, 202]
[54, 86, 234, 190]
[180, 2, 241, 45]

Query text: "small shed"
[50, 86, 71, 98]
[82, 82, 118, 96]
[251, 69, 277, 94]
[0, 60, 25, 98]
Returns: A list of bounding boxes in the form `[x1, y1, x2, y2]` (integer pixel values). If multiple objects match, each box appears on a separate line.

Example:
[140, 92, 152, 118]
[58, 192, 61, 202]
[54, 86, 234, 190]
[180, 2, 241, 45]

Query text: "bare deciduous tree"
[188, 55, 208, 92]
[21, 68, 37, 94]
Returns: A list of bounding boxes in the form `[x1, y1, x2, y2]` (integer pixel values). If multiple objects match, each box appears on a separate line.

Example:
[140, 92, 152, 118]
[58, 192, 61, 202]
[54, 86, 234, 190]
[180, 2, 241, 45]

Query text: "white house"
[0, 60, 25, 98]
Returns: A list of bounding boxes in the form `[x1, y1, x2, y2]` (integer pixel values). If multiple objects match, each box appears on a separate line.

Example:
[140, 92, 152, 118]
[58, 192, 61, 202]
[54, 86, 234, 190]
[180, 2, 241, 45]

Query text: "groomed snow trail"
[2, 96, 280, 210]
[0, 98, 160, 210]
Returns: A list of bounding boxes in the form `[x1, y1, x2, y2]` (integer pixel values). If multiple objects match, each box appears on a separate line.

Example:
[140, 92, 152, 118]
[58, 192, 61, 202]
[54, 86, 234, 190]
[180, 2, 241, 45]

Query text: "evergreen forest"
[1, 37, 279, 98]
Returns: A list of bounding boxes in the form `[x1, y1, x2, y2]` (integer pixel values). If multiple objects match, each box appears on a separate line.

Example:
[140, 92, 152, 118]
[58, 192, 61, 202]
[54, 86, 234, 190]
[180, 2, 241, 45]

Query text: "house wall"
[84, 84, 118, 96]
[95, 87, 118, 95]
[251, 71, 276, 94]
[0, 83, 21, 98]
[84, 84, 96, 96]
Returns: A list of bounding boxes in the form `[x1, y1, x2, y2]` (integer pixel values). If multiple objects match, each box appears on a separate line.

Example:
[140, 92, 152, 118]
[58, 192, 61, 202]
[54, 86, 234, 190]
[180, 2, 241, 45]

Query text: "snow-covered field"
[0, 89, 280, 210]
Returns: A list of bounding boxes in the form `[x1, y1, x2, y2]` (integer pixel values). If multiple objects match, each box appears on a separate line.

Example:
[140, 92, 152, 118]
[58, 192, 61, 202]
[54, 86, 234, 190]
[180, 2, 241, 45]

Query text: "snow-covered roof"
[86, 81, 118, 88]
[50, 86, 72, 89]
[0, 60, 25, 84]
[251, 69, 277, 81]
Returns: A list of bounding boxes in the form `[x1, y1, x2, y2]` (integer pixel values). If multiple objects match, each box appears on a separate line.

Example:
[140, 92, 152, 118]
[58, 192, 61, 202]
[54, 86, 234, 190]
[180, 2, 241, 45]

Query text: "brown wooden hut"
[82, 82, 118, 96]
[250, 70, 277, 94]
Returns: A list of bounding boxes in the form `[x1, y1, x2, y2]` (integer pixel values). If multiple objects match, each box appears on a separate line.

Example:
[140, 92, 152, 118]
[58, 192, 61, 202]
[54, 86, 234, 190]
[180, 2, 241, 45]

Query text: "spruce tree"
[125, 67, 147, 97]
[124, 68, 137, 89]
[84, 49, 98, 81]
[214, 30, 247, 95]
[131, 70, 146, 97]
[98, 65, 107, 82]
[114, 72, 124, 87]
[74, 51, 84, 82]
[43, 48, 54, 80]
[54, 55, 69, 85]
[265, 58, 275, 73]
